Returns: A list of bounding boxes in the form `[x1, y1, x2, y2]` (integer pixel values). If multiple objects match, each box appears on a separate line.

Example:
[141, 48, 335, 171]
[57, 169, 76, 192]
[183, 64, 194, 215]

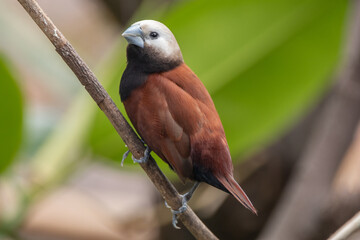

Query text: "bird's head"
[122, 20, 183, 72]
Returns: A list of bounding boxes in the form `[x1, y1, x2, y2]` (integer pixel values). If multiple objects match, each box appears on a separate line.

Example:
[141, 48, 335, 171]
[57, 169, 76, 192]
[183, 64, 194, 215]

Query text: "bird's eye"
[149, 32, 159, 39]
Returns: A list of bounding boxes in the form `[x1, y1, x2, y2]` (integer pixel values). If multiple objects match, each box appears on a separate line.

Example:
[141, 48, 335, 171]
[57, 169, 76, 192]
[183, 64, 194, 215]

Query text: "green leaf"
[88, 0, 347, 174]
[165, 0, 347, 158]
[0, 54, 23, 173]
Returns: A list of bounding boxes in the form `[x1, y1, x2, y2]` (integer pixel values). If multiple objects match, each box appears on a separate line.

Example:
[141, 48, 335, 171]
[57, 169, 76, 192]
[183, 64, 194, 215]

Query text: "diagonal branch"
[16, 0, 218, 239]
[329, 211, 360, 240]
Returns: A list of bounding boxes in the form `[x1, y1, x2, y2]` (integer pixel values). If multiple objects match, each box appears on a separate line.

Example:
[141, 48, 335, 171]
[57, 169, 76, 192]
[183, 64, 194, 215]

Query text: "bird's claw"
[132, 146, 150, 164]
[121, 149, 130, 167]
[165, 194, 188, 229]
[121, 145, 150, 166]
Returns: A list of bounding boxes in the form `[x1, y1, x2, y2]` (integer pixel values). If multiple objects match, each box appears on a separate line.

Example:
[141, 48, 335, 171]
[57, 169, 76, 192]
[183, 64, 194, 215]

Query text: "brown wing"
[123, 63, 220, 181]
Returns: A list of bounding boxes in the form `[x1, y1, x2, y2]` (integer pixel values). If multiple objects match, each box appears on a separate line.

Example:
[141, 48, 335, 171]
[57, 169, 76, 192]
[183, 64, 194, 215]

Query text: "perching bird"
[120, 20, 257, 227]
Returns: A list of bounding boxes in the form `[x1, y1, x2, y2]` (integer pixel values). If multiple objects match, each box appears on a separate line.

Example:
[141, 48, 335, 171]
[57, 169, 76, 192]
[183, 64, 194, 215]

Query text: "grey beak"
[122, 24, 144, 48]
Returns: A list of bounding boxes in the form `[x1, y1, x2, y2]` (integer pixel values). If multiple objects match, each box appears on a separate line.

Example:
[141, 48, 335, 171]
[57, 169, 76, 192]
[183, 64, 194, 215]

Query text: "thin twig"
[329, 212, 360, 240]
[16, 0, 218, 239]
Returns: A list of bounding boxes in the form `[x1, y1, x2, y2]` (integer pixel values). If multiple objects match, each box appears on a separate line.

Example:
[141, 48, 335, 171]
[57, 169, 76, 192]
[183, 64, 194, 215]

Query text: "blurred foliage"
[26, 42, 128, 184]
[89, 0, 347, 174]
[165, 0, 347, 156]
[100, 0, 144, 26]
[0, 54, 23, 173]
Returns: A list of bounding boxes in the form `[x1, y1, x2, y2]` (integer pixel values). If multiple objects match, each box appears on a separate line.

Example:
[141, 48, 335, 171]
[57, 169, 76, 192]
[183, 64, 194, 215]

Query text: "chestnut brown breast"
[123, 63, 232, 182]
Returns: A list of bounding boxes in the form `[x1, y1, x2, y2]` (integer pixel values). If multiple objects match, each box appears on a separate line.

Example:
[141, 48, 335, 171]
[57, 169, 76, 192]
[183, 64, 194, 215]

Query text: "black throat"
[120, 45, 182, 101]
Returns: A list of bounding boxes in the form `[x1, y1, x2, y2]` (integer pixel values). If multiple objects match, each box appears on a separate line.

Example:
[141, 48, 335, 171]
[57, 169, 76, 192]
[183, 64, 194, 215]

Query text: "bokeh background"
[1, 0, 359, 239]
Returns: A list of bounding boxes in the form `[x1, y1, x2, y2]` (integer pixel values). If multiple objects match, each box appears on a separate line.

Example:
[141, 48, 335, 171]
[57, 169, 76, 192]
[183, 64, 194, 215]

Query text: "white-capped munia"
[120, 20, 257, 228]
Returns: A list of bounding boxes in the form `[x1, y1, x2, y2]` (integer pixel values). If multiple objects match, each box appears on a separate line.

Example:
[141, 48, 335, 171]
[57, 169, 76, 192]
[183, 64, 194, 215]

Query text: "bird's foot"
[121, 149, 130, 167]
[164, 182, 200, 229]
[165, 195, 188, 229]
[132, 146, 150, 164]
[121, 145, 150, 166]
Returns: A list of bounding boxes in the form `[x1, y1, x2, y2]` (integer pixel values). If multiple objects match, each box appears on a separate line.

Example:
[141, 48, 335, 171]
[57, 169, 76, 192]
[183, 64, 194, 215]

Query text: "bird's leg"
[132, 145, 151, 164]
[165, 182, 200, 229]
[183, 181, 200, 203]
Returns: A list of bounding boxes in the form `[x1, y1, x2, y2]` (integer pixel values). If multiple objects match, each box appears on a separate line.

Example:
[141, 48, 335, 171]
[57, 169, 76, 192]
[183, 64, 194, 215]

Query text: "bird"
[120, 20, 257, 227]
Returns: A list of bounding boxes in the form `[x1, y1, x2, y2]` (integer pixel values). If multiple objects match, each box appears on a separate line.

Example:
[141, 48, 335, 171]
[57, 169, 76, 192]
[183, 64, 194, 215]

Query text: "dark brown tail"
[216, 174, 257, 215]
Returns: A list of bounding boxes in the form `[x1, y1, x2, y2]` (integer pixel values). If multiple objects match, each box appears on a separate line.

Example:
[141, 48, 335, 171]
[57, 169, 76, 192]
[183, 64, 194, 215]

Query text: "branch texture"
[16, 0, 218, 239]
